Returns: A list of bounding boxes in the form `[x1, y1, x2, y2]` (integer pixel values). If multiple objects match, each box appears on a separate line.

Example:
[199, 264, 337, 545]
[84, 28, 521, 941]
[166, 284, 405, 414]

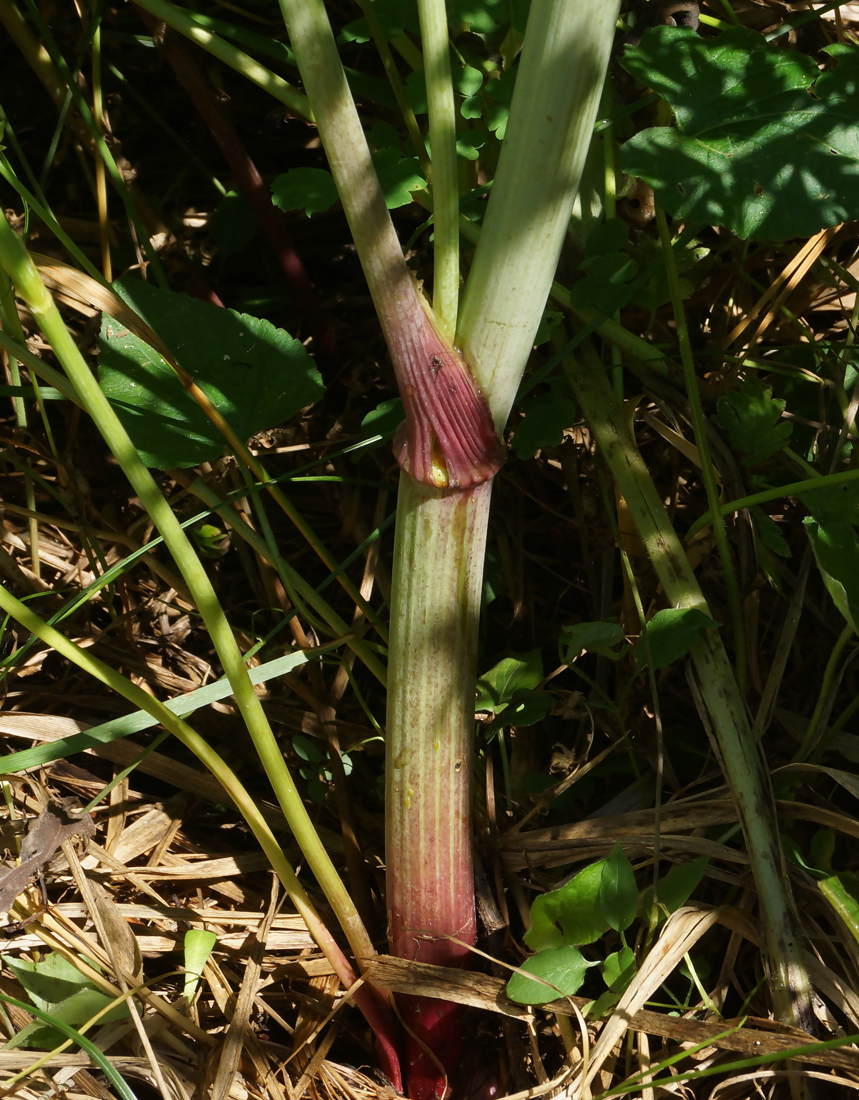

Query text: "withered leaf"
[0, 799, 95, 914]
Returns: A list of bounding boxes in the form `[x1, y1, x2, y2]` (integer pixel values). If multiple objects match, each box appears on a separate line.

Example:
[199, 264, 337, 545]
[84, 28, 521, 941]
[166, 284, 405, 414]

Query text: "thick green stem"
[386, 479, 491, 956]
[386, 476, 491, 1097]
[457, 0, 621, 428]
[278, 2, 620, 1093]
[567, 347, 816, 1033]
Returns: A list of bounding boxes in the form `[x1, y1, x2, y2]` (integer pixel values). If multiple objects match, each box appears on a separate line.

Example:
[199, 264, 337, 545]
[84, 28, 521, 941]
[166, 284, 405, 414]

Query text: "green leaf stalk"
[277, 0, 619, 1094]
[277, 0, 502, 492]
[567, 343, 816, 1034]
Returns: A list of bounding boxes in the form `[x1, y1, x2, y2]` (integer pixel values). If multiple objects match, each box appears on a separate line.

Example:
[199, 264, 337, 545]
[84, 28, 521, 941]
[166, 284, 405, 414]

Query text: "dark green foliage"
[620, 27, 859, 239]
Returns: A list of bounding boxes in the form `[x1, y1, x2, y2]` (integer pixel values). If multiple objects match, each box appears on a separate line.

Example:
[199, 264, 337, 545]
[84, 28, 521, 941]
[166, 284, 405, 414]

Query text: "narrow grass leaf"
[1, 648, 314, 773]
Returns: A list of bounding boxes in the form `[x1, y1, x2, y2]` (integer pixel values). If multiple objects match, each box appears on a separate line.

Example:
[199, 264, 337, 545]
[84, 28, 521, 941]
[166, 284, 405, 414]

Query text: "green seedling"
[476, 650, 552, 729]
[509, 844, 638, 1006]
[183, 929, 217, 1002]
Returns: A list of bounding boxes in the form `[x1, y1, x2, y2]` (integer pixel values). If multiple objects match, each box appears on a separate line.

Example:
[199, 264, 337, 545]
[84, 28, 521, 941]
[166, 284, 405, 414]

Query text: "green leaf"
[647, 856, 710, 920]
[476, 650, 543, 709]
[572, 253, 638, 314]
[603, 946, 636, 993]
[484, 69, 517, 139]
[635, 608, 720, 672]
[98, 278, 324, 469]
[804, 517, 859, 634]
[208, 190, 258, 255]
[506, 944, 596, 1005]
[570, 221, 638, 315]
[751, 507, 790, 558]
[0, 988, 137, 1100]
[3, 954, 129, 1050]
[7, 989, 128, 1050]
[271, 167, 339, 217]
[456, 130, 488, 160]
[560, 621, 628, 663]
[803, 479, 859, 527]
[4, 952, 93, 1009]
[461, 95, 483, 122]
[451, 0, 522, 33]
[183, 929, 217, 1001]
[454, 65, 483, 98]
[498, 691, 553, 728]
[339, 0, 420, 42]
[525, 861, 608, 950]
[359, 397, 404, 444]
[819, 872, 859, 948]
[599, 843, 638, 933]
[714, 379, 792, 465]
[513, 393, 577, 460]
[370, 148, 426, 209]
[292, 733, 323, 764]
[620, 28, 859, 240]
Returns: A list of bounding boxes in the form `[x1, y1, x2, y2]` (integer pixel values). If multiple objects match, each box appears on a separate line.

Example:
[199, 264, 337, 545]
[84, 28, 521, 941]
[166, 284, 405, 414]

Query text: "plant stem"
[457, 0, 621, 428]
[567, 344, 816, 1033]
[278, 0, 501, 492]
[278, 3, 620, 1095]
[417, 0, 459, 335]
[386, 478, 491, 1093]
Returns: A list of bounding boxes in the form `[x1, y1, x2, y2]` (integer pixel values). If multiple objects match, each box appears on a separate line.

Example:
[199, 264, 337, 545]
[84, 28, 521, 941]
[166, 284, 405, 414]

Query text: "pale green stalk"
[277, 4, 622, 1089]
[412, 187, 672, 375]
[567, 344, 815, 1032]
[128, 0, 309, 118]
[0, 214, 376, 970]
[457, 0, 621, 427]
[418, 0, 459, 335]
[276, 0, 435, 387]
[385, 478, 491, 964]
[389, 5, 621, 1086]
